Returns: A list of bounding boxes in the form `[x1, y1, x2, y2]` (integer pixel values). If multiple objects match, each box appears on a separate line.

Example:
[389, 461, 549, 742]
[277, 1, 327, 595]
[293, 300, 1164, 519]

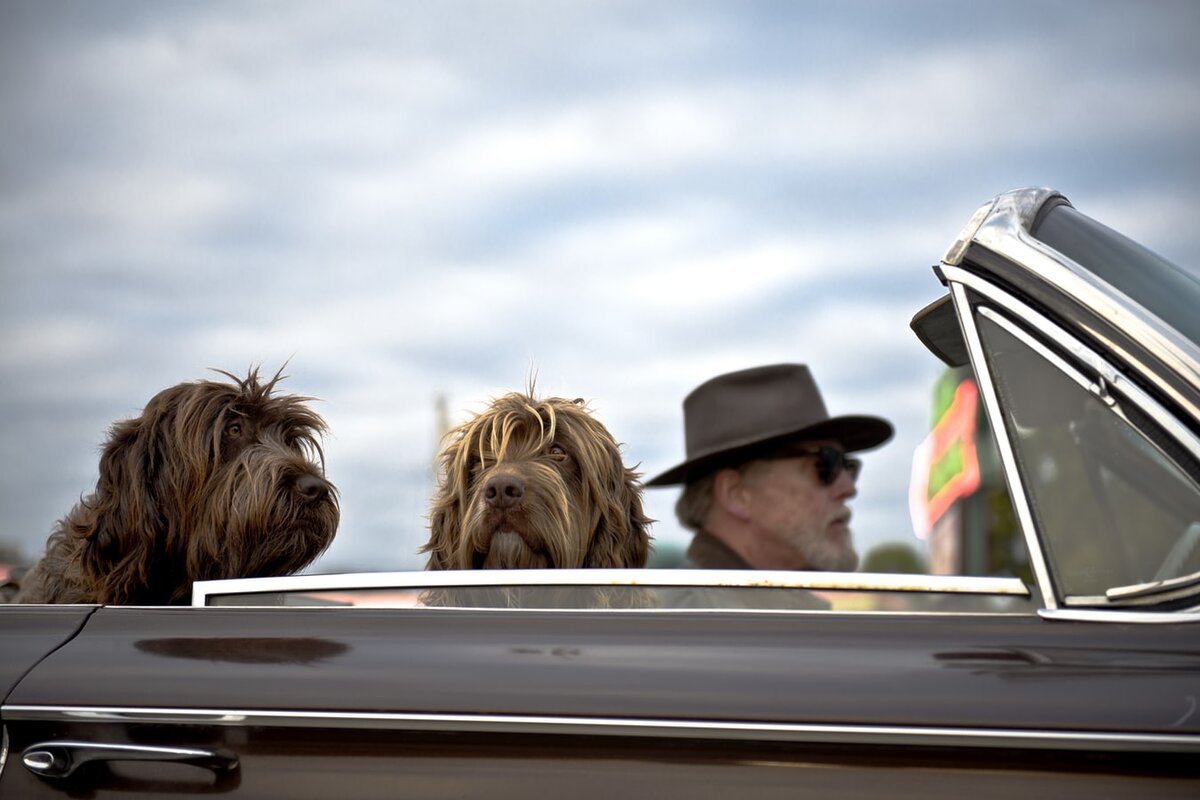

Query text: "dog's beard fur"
[14, 367, 339, 605]
[422, 392, 651, 578]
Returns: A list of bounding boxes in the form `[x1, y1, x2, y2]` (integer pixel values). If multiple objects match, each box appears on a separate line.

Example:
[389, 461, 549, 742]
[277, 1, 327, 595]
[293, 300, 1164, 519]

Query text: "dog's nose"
[295, 474, 332, 502]
[484, 474, 525, 509]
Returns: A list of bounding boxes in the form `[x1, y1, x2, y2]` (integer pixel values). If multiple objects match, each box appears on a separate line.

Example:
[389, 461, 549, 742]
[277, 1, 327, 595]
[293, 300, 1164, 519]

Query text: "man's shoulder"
[683, 530, 750, 569]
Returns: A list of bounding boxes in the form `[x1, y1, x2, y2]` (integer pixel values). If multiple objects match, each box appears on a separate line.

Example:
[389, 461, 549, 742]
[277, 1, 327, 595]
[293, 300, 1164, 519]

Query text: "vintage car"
[2, 187, 1198, 798]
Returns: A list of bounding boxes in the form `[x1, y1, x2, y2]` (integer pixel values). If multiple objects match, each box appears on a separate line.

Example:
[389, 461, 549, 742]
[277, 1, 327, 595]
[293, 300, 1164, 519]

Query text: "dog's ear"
[423, 434, 468, 571]
[424, 498, 461, 570]
[585, 463, 653, 568]
[73, 405, 174, 603]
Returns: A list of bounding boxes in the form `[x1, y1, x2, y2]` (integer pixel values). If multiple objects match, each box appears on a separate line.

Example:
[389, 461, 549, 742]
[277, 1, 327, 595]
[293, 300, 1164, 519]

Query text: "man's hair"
[674, 455, 782, 532]
[674, 471, 717, 532]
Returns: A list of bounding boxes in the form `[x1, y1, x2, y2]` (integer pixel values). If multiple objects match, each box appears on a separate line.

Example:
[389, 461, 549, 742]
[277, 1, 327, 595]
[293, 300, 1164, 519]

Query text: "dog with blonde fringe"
[422, 390, 651, 601]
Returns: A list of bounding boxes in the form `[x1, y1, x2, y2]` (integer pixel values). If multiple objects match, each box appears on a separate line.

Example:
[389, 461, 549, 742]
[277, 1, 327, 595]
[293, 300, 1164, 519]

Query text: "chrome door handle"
[22, 740, 239, 779]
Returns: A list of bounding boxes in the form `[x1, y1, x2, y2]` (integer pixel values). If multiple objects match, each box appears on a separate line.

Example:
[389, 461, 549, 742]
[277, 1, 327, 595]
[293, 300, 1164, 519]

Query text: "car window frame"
[191, 567, 1032, 611]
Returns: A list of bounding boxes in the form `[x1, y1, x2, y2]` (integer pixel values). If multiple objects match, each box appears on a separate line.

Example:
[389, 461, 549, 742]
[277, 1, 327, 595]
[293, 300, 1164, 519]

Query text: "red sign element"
[909, 379, 981, 538]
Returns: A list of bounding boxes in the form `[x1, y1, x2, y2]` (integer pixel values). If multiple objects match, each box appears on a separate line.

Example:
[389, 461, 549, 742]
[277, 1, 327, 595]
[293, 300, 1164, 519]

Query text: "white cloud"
[0, 318, 116, 369]
[3, 1, 1198, 572]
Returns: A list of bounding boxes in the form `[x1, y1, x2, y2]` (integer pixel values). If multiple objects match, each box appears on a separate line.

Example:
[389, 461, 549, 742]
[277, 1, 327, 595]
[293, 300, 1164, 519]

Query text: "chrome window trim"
[192, 568, 1029, 607]
[1039, 607, 1200, 624]
[960, 188, 1200, 420]
[949, 281, 1059, 610]
[4, 705, 1198, 754]
[942, 187, 1060, 268]
[942, 196, 1000, 266]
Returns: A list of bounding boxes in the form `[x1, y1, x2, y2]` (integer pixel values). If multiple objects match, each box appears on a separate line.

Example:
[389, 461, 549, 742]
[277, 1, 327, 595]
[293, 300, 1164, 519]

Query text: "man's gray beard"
[802, 530, 859, 572]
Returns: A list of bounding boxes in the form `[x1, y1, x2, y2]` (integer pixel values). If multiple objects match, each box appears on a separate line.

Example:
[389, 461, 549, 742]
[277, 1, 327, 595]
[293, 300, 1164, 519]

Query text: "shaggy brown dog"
[14, 368, 339, 605]
[423, 392, 650, 573]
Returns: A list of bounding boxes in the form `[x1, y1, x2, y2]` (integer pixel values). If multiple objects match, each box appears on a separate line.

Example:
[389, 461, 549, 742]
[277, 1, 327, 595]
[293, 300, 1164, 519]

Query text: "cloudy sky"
[2, 0, 1198, 574]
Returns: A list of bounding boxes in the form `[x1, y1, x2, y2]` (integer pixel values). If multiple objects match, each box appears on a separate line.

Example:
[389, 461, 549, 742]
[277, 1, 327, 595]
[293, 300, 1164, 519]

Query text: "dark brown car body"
[3, 188, 1199, 797]
[2, 602, 1198, 798]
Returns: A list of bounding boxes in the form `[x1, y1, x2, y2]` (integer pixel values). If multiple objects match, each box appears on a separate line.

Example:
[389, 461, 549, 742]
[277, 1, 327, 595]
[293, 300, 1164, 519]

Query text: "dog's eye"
[225, 421, 243, 438]
[548, 444, 569, 460]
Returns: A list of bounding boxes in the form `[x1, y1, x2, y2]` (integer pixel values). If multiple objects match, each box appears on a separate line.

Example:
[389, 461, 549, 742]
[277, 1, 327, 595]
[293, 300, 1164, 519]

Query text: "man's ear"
[712, 467, 752, 521]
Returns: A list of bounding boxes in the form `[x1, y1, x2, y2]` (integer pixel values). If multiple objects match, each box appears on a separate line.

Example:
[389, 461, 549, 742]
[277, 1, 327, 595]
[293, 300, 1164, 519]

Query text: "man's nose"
[831, 468, 857, 499]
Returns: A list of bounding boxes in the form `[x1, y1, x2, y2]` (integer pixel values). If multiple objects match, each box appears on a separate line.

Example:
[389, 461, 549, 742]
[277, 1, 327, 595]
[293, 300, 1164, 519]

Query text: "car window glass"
[975, 310, 1200, 601]
[203, 582, 1033, 613]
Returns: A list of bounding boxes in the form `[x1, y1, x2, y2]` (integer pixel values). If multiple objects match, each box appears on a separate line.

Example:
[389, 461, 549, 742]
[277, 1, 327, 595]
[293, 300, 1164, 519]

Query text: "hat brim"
[645, 414, 894, 487]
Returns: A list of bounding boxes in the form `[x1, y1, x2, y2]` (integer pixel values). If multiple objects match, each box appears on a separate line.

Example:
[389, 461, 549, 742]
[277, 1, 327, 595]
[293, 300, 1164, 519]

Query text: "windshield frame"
[945, 265, 1200, 611]
[951, 189, 1200, 424]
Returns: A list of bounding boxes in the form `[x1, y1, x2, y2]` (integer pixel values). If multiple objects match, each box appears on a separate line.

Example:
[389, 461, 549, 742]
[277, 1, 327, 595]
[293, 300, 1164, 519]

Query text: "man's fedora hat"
[646, 363, 893, 486]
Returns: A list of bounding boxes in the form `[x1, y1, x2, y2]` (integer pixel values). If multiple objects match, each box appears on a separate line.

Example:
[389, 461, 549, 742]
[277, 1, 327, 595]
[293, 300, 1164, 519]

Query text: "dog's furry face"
[15, 368, 339, 605]
[423, 393, 650, 571]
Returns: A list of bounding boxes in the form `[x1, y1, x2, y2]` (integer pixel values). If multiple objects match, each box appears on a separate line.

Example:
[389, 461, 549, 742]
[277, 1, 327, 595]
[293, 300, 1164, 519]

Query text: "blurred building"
[910, 367, 1030, 582]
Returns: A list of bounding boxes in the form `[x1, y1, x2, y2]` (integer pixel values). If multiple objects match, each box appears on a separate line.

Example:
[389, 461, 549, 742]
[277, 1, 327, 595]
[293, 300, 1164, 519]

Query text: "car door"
[3, 601, 1198, 798]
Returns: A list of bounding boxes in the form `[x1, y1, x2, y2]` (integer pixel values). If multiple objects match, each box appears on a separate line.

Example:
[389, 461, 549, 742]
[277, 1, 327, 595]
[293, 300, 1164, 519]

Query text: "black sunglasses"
[777, 445, 861, 485]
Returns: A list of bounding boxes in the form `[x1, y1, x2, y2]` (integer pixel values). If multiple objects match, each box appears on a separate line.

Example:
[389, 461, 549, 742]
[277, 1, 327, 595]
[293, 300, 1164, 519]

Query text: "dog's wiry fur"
[15, 368, 339, 605]
[423, 392, 650, 574]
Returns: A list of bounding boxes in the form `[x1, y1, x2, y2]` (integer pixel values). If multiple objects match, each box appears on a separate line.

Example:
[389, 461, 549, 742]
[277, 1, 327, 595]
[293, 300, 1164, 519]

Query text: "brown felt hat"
[646, 364, 893, 487]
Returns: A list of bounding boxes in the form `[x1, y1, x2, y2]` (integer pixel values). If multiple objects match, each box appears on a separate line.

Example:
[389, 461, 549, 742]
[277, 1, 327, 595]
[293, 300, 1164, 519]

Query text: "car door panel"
[0, 606, 96, 699]
[3, 606, 1198, 797]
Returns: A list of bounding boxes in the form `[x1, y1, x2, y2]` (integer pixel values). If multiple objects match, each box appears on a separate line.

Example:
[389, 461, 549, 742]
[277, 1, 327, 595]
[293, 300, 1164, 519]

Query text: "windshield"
[976, 309, 1200, 603]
